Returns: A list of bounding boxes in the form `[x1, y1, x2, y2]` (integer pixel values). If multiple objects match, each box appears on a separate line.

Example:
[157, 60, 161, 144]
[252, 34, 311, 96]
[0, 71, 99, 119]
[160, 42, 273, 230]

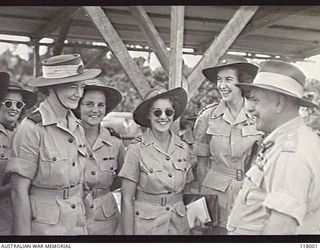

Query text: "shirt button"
[71, 204, 76, 209]
[90, 204, 94, 209]
[89, 154, 93, 159]
[149, 169, 153, 173]
[166, 156, 170, 161]
[167, 191, 172, 194]
[135, 211, 140, 216]
[168, 173, 172, 178]
[91, 171, 96, 175]
[68, 138, 73, 143]
[110, 167, 114, 171]
[52, 157, 57, 161]
[31, 215, 37, 220]
[72, 162, 76, 166]
[165, 206, 170, 211]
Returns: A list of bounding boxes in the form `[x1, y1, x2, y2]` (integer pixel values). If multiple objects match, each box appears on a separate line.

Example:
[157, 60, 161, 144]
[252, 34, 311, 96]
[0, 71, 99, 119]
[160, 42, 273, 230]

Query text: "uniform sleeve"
[192, 109, 210, 157]
[118, 143, 140, 184]
[6, 119, 40, 180]
[186, 145, 195, 184]
[263, 152, 312, 225]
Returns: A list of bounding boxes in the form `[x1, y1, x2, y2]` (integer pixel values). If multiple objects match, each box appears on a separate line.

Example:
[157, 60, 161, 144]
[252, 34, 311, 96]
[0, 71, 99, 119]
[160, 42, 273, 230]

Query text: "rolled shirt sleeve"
[118, 143, 140, 183]
[263, 152, 311, 225]
[6, 119, 40, 180]
[193, 109, 210, 157]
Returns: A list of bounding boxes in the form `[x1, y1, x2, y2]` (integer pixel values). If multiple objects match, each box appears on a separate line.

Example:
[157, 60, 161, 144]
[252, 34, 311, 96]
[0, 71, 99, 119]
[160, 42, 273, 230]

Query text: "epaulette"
[198, 102, 219, 116]
[130, 136, 142, 144]
[27, 111, 42, 124]
[107, 127, 122, 139]
[281, 132, 297, 152]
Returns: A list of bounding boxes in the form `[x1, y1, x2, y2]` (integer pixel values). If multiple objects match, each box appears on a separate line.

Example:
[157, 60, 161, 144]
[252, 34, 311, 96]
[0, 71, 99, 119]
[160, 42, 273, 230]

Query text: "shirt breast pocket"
[39, 149, 68, 186]
[99, 156, 118, 173]
[206, 123, 230, 157]
[242, 166, 264, 206]
[139, 160, 162, 174]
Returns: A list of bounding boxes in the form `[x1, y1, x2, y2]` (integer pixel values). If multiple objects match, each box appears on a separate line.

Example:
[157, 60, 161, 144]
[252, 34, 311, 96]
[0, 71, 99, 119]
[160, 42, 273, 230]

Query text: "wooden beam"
[53, 19, 73, 56]
[129, 6, 189, 88]
[240, 7, 312, 38]
[129, 6, 170, 73]
[33, 41, 40, 77]
[187, 6, 259, 99]
[30, 7, 80, 44]
[169, 6, 185, 90]
[84, 6, 150, 98]
[84, 49, 109, 68]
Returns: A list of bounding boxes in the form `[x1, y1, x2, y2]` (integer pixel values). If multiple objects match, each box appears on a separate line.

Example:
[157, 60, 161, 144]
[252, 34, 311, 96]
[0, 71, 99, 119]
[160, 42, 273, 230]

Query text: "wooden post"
[130, 6, 189, 89]
[33, 41, 40, 77]
[169, 6, 185, 90]
[84, 6, 151, 99]
[169, 6, 185, 134]
[187, 6, 259, 99]
[53, 19, 73, 56]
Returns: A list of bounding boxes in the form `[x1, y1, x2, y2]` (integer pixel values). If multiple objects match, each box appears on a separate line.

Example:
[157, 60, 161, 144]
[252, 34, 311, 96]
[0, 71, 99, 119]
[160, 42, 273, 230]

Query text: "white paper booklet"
[186, 197, 212, 229]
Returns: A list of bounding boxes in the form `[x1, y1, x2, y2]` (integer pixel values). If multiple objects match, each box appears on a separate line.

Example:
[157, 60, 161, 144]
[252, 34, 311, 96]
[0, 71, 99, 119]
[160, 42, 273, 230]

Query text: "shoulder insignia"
[107, 127, 122, 139]
[27, 111, 42, 124]
[281, 132, 297, 152]
[130, 136, 142, 144]
[198, 102, 219, 116]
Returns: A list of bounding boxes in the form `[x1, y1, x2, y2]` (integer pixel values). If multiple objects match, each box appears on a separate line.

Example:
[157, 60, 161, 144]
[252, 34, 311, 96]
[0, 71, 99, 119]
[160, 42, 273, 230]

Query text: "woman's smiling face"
[149, 98, 175, 134]
[80, 90, 106, 127]
[216, 67, 242, 102]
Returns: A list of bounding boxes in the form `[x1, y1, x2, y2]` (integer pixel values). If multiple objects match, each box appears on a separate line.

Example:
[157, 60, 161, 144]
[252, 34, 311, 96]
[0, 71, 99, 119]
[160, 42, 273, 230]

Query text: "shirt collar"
[91, 127, 113, 151]
[264, 115, 304, 143]
[141, 130, 185, 150]
[0, 123, 7, 136]
[211, 100, 249, 125]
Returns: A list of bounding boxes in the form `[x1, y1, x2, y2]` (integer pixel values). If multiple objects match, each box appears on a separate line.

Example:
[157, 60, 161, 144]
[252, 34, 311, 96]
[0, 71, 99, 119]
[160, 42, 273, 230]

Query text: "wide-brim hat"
[0, 72, 10, 101]
[236, 60, 317, 108]
[133, 86, 188, 127]
[84, 78, 122, 113]
[28, 54, 101, 87]
[202, 54, 258, 83]
[7, 80, 37, 109]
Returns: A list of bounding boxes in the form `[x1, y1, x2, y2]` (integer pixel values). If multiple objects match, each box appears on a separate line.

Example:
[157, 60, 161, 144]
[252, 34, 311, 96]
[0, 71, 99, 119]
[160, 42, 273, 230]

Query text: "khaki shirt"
[0, 124, 13, 187]
[7, 99, 88, 188]
[227, 116, 320, 234]
[84, 126, 125, 191]
[118, 130, 193, 235]
[193, 100, 262, 173]
[119, 130, 194, 194]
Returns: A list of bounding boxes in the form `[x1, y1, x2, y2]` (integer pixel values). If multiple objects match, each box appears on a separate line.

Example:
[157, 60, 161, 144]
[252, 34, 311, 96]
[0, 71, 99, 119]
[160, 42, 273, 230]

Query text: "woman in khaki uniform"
[0, 75, 37, 235]
[193, 54, 263, 234]
[74, 78, 125, 235]
[119, 86, 194, 235]
[6, 54, 101, 235]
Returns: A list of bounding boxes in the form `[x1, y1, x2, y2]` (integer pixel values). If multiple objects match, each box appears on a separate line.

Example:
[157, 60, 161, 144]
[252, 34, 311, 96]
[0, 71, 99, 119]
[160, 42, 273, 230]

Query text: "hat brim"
[28, 69, 102, 87]
[10, 89, 37, 109]
[133, 87, 188, 127]
[203, 63, 258, 83]
[85, 85, 122, 113]
[237, 83, 317, 108]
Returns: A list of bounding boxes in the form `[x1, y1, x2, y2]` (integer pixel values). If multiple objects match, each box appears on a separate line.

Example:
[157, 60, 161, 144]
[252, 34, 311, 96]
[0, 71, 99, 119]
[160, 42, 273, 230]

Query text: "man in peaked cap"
[226, 60, 320, 235]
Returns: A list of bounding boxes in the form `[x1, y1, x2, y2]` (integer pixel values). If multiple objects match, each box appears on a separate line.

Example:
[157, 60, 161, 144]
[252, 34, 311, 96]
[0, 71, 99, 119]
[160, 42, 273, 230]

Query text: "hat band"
[253, 72, 304, 97]
[42, 62, 84, 79]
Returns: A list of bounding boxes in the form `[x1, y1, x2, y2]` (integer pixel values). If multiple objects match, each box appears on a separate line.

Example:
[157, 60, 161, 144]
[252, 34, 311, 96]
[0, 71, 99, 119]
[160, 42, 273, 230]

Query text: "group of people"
[0, 52, 319, 236]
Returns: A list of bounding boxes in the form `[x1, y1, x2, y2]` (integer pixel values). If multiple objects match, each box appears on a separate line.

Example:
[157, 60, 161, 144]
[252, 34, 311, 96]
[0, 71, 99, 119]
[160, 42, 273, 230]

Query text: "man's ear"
[275, 94, 286, 114]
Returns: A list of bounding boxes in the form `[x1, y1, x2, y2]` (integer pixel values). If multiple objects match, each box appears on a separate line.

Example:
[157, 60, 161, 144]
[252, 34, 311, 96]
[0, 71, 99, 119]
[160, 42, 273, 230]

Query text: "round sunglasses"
[151, 108, 175, 117]
[1, 100, 26, 110]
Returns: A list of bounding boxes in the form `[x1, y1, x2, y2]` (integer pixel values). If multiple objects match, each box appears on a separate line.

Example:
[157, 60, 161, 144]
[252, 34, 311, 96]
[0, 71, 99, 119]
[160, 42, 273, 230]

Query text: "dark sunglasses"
[1, 100, 26, 110]
[152, 108, 175, 117]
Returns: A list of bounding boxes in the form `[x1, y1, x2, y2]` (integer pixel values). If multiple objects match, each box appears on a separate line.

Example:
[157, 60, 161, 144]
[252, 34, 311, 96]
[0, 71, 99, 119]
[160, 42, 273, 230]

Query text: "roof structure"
[0, 6, 319, 99]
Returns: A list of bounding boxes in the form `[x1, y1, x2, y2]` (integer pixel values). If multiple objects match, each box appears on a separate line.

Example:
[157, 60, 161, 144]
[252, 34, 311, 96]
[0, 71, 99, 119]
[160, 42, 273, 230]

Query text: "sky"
[2, 35, 320, 80]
